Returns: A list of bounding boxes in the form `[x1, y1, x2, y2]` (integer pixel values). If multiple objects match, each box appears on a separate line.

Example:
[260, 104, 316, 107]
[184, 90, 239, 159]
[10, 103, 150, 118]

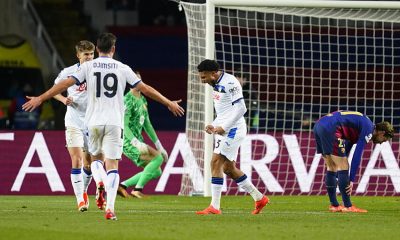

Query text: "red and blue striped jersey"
[317, 111, 374, 181]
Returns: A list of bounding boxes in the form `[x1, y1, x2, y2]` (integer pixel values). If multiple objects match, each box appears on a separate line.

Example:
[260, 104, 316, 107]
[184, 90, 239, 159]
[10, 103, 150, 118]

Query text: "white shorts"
[65, 126, 88, 150]
[88, 125, 123, 160]
[213, 123, 247, 161]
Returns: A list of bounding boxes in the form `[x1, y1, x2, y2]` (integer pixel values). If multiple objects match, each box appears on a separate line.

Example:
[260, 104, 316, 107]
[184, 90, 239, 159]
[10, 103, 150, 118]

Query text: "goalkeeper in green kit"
[118, 76, 170, 198]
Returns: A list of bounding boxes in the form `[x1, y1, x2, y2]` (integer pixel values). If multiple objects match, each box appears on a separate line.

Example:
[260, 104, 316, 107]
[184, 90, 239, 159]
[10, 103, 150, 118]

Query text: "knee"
[210, 158, 221, 169]
[223, 162, 237, 178]
[70, 155, 82, 168]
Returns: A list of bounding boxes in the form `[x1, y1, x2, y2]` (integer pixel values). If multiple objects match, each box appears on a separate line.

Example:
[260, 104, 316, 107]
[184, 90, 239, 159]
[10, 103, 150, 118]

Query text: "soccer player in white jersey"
[22, 32, 185, 220]
[53, 40, 95, 212]
[196, 59, 269, 215]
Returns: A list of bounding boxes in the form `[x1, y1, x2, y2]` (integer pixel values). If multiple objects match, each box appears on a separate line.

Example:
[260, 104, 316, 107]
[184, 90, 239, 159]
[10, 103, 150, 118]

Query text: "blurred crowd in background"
[0, 0, 188, 130]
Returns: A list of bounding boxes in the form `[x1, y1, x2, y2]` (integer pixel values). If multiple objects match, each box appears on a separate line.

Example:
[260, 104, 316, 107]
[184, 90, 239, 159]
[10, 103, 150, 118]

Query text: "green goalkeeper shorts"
[123, 139, 146, 167]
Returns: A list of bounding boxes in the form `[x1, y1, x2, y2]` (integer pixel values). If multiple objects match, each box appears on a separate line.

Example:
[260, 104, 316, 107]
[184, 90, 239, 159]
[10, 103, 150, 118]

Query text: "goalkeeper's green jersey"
[124, 91, 158, 143]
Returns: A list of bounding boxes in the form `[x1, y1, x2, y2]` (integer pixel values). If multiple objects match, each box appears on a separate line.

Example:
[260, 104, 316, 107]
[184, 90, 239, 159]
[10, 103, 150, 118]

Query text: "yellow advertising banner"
[0, 38, 41, 68]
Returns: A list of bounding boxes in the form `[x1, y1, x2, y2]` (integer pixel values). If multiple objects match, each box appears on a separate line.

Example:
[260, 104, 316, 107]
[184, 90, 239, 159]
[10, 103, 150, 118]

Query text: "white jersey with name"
[72, 57, 141, 128]
[54, 63, 87, 129]
[212, 71, 245, 128]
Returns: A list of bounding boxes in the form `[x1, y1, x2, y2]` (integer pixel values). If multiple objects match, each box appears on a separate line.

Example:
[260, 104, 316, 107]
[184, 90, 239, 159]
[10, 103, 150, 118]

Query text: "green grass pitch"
[0, 195, 399, 240]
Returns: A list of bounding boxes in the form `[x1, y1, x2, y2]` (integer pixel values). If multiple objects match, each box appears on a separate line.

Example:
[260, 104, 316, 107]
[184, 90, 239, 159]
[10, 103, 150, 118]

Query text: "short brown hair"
[75, 40, 95, 53]
[97, 33, 116, 53]
[376, 121, 395, 138]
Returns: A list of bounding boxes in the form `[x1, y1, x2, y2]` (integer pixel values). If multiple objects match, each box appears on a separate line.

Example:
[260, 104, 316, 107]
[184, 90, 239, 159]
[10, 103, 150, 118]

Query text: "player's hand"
[155, 140, 168, 162]
[22, 96, 43, 112]
[346, 181, 353, 195]
[213, 126, 225, 135]
[64, 96, 73, 106]
[130, 137, 140, 147]
[160, 148, 169, 162]
[168, 99, 185, 117]
[205, 125, 214, 134]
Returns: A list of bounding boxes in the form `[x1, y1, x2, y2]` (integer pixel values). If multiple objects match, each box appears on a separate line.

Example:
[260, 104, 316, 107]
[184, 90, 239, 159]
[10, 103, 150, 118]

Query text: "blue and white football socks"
[211, 177, 223, 210]
[71, 168, 84, 204]
[82, 167, 93, 192]
[105, 169, 119, 212]
[236, 174, 263, 201]
[91, 160, 107, 188]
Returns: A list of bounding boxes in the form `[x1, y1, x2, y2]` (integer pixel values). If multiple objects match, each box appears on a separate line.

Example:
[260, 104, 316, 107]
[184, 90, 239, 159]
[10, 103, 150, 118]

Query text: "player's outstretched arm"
[22, 77, 76, 112]
[135, 82, 185, 117]
[53, 94, 73, 106]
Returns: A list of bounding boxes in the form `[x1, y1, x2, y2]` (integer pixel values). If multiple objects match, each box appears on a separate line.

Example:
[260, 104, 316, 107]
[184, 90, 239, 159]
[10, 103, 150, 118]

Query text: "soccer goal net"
[179, 0, 400, 196]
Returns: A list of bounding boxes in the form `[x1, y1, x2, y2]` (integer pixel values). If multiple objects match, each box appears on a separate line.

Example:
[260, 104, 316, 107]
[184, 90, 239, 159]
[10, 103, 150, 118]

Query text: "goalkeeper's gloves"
[130, 137, 140, 146]
[155, 139, 168, 162]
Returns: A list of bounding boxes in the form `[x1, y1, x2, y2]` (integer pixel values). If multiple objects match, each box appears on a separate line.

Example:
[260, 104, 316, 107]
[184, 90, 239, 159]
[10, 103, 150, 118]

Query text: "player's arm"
[53, 94, 73, 106]
[220, 99, 247, 132]
[52, 69, 73, 106]
[143, 112, 168, 161]
[22, 77, 76, 112]
[349, 139, 366, 183]
[135, 82, 184, 117]
[212, 100, 247, 135]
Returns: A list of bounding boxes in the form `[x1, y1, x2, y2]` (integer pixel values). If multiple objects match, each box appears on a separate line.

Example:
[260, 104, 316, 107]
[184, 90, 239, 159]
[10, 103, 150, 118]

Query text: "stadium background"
[1, 0, 399, 197]
[0, 0, 188, 131]
[0, 0, 190, 195]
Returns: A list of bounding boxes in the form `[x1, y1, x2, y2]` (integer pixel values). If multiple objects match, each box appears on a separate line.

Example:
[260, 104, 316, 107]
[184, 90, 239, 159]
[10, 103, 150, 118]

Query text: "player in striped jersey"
[195, 59, 269, 215]
[313, 111, 394, 213]
[53, 40, 95, 212]
[22, 33, 184, 220]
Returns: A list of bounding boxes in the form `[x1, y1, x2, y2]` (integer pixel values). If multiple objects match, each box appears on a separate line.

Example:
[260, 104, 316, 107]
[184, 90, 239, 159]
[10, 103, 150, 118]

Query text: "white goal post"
[179, 0, 400, 197]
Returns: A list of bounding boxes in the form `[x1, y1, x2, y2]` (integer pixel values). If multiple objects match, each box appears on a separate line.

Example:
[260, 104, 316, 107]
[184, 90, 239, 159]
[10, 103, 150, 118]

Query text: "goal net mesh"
[179, 1, 400, 196]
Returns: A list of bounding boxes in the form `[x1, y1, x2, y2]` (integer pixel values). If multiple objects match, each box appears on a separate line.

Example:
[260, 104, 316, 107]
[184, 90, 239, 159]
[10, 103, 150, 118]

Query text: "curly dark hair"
[197, 59, 219, 72]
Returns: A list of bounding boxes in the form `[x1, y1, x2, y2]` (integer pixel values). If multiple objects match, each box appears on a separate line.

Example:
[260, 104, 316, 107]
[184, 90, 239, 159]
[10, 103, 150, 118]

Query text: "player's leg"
[104, 158, 119, 220]
[81, 130, 92, 208]
[132, 146, 163, 198]
[102, 125, 123, 220]
[330, 155, 351, 207]
[196, 153, 224, 215]
[118, 137, 143, 198]
[223, 124, 268, 214]
[223, 159, 268, 214]
[331, 155, 367, 213]
[117, 138, 141, 198]
[65, 127, 86, 211]
[88, 126, 107, 210]
[322, 154, 342, 212]
[313, 122, 342, 212]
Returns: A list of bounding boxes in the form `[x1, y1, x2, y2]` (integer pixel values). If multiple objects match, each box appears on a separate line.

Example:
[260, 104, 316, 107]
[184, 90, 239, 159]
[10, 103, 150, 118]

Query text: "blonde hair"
[75, 40, 95, 53]
[376, 121, 395, 138]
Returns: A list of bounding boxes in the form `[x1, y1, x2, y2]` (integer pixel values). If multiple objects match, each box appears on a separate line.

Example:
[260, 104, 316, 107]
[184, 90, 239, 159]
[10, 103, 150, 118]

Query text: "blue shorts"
[313, 120, 347, 157]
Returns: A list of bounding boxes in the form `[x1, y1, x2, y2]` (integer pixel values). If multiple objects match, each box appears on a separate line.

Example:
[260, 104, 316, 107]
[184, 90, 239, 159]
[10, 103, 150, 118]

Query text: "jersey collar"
[216, 70, 224, 84]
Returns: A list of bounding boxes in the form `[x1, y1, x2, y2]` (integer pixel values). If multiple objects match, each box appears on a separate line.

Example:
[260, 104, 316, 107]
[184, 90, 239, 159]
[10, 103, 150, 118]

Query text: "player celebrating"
[22, 32, 184, 220]
[53, 40, 95, 212]
[117, 79, 168, 199]
[313, 111, 394, 213]
[195, 59, 269, 215]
